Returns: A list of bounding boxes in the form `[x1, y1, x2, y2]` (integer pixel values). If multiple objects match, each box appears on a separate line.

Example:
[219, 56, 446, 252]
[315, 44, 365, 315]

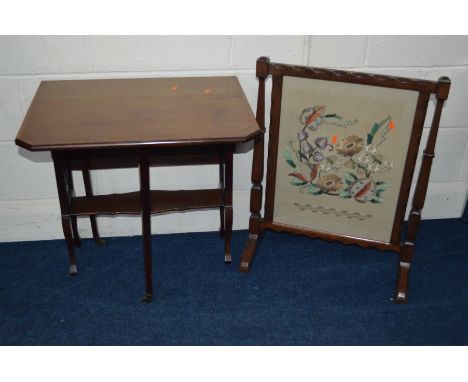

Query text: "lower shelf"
[70, 189, 223, 216]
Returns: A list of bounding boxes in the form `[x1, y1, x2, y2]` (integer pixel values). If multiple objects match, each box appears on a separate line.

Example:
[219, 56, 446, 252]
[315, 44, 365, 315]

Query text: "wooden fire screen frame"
[239, 57, 451, 303]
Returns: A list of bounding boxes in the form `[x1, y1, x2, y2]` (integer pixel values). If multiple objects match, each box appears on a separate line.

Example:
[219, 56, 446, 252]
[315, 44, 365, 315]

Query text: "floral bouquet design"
[285, 106, 395, 204]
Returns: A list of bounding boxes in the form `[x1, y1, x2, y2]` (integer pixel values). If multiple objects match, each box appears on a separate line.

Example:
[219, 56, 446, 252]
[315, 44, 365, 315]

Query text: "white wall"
[0, 36, 467, 242]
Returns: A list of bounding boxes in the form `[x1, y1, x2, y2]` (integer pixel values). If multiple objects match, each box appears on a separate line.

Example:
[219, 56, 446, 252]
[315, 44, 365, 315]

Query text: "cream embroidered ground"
[273, 76, 419, 243]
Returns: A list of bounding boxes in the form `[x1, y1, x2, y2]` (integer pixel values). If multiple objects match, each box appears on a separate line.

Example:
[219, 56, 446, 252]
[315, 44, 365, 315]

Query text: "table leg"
[66, 168, 81, 248]
[463, 198, 468, 222]
[52, 152, 78, 275]
[224, 147, 233, 264]
[139, 149, 153, 303]
[81, 158, 106, 245]
[219, 153, 225, 238]
[70, 216, 80, 248]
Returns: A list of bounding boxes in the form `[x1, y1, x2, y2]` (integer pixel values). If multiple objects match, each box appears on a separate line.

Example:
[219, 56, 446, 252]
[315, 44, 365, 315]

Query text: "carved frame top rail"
[261, 57, 441, 94]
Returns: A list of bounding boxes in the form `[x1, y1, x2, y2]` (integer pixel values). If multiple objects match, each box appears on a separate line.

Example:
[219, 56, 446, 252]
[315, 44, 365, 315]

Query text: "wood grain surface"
[16, 76, 260, 151]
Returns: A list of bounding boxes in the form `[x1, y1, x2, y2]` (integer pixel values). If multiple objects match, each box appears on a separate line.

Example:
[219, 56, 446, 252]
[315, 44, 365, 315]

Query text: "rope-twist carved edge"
[268, 62, 439, 93]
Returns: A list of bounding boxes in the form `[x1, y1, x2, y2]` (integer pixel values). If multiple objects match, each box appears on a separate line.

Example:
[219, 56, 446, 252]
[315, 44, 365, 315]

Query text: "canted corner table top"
[16, 76, 260, 151]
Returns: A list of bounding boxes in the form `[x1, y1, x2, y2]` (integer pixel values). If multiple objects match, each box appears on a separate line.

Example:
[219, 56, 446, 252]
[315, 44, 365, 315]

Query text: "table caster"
[224, 254, 232, 264]
[142, 294, 153, 303]
[94, 237, 106, 246]
[69, 264, 78, 276]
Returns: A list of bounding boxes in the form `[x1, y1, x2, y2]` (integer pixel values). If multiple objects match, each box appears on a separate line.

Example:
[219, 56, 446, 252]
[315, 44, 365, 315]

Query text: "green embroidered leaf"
[324, 115, 343, 122]
[284, 145, 296, 168]
[367, 116, 390, 144]
[290, 180, 308, 186]
[340, 189, 352, 198]
[374, 181, 388, 194]
[344, 172, 358, 185]
[306, 184, 323, 195]
[370, 196, 383, 204]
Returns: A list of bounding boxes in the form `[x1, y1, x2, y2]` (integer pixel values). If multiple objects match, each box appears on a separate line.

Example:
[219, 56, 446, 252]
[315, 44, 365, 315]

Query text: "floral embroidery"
[336, 135, 364, 157]
[298, 106, 358, 131]
[284, 106, 395, 204]
[317, 174, 343, 194]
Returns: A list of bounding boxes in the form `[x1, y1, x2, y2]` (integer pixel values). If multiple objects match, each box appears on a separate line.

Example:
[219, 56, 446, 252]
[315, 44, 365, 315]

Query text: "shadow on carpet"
[0, 219, 467, 345]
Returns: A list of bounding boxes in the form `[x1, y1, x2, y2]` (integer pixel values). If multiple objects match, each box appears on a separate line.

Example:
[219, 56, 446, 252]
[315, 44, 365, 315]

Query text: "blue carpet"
[0, 218, 467, 345]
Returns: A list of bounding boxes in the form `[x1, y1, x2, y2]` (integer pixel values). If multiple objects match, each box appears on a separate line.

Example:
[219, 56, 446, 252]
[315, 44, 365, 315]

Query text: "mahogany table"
[16, 76, 261, 302]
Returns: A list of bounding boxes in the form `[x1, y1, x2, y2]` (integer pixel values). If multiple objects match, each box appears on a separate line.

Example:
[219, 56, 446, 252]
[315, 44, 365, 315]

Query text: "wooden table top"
[16, 76, 260, 151]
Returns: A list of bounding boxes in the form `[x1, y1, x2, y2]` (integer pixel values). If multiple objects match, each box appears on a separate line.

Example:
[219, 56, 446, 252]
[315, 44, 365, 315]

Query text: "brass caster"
[224, 254, 232, 264]
[239, 261, 251, 273]
[142, 294, 153, 303]
[69, 264, 78, 276]
[94, 237, 106, 246]
[392, 291, 408, 304]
